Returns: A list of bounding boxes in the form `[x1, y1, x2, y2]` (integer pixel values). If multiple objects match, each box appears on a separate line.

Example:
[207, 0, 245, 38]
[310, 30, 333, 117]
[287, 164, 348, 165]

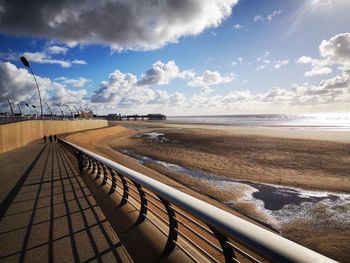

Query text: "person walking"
[54, 135, 57, 142]
[49, 135, 53, 143]
[43, 135, 47, 143]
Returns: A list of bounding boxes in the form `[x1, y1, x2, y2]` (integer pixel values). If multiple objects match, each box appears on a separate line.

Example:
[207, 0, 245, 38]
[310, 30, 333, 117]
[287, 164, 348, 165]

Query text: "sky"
[0, 0, 349, 116]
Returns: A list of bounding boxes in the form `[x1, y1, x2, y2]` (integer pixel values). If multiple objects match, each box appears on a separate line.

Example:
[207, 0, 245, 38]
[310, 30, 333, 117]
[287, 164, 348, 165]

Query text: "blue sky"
[0, 0, 349, 115]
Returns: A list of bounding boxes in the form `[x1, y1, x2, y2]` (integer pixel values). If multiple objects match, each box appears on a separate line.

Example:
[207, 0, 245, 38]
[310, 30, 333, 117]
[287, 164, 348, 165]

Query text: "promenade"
[0, 141, 131, 262]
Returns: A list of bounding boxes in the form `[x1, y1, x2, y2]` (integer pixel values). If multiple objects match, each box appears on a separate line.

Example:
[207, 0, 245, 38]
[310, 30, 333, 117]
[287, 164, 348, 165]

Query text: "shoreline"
[116, 120, 350, 143]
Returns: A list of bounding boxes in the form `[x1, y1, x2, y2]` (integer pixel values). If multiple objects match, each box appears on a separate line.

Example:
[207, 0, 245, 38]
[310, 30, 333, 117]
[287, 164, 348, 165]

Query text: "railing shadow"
[0, 143, 127, 262]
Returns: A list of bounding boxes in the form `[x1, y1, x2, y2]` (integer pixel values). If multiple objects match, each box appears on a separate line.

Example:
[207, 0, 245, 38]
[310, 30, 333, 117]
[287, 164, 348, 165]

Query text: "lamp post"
[6, 99, 14, 116]
[32, 105, 38, 119]
[56, 104, 65, 119]
[65, 104, 74, 119]
[17, 104, 22, 116]
[25, 103, 31, 115]
[44, 102, 53, 118]
[73, 106, 80, 119]
[20, 56, 43, 118]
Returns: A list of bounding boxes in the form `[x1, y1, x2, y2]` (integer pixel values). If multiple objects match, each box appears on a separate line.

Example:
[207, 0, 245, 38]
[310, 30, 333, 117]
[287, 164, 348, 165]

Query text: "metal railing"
[59, 139, 337, 263]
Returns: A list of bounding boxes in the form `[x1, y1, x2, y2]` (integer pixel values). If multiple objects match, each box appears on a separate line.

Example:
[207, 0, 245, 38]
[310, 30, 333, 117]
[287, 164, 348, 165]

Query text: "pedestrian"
[49, 135, 53, 143]
[43, 135, 47, 143]
[54, 135, 57, 142]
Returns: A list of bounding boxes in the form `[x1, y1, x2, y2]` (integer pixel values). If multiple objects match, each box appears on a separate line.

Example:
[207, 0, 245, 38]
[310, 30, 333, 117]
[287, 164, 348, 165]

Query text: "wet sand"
[66, 122, 350, 262]
[114, 121, 350, 192]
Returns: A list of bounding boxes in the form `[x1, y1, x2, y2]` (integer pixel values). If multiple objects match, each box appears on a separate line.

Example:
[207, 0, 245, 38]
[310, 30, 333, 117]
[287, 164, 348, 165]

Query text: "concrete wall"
[0, 119, 107, 153]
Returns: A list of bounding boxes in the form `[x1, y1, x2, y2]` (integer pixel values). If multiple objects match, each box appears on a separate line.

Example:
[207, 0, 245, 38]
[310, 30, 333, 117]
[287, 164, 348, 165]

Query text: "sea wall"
[0, 119, 107, 153]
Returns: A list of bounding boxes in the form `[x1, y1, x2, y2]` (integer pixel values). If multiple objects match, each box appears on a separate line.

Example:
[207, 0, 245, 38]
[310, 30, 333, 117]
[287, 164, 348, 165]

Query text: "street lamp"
[25, 103, 33, 116]
[6, 99, 14, 116]
[56, 104, 65, 118]
[32, 105, 38, 118]
[17, 104, 22, 116]
[65, 105, 74, 118]
[20, 56, 43, 118]
[44, 102, 53, 118]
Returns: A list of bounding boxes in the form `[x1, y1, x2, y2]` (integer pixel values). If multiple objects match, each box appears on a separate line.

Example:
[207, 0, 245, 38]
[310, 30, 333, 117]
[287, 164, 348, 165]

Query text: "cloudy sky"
[0, 0, 349, 115]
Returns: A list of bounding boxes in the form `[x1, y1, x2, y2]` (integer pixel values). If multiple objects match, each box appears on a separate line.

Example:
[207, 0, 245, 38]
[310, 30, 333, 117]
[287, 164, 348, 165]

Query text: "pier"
[107, 114, 166, 121]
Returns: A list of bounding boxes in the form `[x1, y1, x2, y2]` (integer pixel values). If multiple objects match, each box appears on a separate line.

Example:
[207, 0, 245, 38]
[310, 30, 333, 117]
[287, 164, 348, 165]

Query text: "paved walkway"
[0, 142, 131, 263]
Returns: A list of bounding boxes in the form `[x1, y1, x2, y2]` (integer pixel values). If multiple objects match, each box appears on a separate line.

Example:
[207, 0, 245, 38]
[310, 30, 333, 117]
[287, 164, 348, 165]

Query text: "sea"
[166, 113, 350, 131]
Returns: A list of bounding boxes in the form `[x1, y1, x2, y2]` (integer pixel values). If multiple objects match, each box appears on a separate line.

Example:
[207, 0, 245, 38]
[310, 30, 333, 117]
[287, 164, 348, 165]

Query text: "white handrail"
[62, 139, 337, 263]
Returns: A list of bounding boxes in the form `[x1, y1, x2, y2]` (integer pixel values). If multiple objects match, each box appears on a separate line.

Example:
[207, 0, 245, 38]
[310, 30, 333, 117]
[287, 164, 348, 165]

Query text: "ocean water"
[166, 113, 350, 130]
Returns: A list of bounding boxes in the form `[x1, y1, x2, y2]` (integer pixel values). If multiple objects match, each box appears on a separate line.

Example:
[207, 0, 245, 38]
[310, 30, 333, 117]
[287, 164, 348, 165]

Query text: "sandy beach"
[66, 121, 350, 262]
[113, 122, 350, 192]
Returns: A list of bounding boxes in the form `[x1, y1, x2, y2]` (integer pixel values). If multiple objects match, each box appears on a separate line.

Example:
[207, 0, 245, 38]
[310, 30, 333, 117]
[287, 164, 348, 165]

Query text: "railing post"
[82, 154, 89, 172]
[77, 151, 86, 172]
[118, 174, 129, 207]
[87, 157, 93, 173]
[134, 183, 147, 225]
[108, 167, 118, 195]
[95, 161, 102, 180]
[209, 226, 236, 263]
[91, 159, 97, 176]
[100, 164, 108, 186]
[158, 197, 178, 258]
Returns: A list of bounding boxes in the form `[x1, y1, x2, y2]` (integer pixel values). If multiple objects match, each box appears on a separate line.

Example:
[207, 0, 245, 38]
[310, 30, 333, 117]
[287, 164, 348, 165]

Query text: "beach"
[66, 121, 350, 262]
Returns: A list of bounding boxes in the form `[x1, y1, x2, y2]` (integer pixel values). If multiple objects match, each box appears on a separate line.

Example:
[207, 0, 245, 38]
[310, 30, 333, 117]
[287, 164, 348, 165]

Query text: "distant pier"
[107, 113, 166, 121]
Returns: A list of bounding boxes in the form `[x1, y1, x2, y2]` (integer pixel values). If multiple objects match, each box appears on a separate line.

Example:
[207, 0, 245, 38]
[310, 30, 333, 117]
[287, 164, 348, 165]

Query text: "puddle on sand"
[119, 149, 350, 229]
[122, 125, 147, 131]
[133, 132, 177, 143]
[244, 182, 341, 211]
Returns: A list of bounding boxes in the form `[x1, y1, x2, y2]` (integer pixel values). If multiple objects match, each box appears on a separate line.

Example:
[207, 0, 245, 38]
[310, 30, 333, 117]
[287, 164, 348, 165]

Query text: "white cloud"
[0, 62, 88, 111]
[232, 57, 243, 65]
[267, 10, 282, 21]
[51, 83, 87, 104]
[298, 33, 350, 77]
[56, 77, 90, 88]
[274, 59, 289, 69]
[187, 70, 236, 87]
[137, 60, 194, 86]
[304, 67, 332, 77]
[254, 10, 282, 23]
[297, 56, 313, 64]
[72, 59, 87, 65]
[0, 62, 50, 104]
[256, 52, 288, 71]
[90, 66, 187, 113]
[319, 33, 350, 66]
[22, 52, 72, 68]
[316, 0, 334, 8]
[47, 45, 68, 55]
[187, 70, 350, 114]
[256, 65, 266, 71]
[0, 46, 87, 68]
[0, 0, 238, 51]
[256, 51, 270, 61]
[233, 24, 244, 30]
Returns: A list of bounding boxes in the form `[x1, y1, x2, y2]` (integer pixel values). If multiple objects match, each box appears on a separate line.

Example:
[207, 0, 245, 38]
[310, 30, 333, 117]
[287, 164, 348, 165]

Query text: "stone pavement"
[0, 142, 131, 263]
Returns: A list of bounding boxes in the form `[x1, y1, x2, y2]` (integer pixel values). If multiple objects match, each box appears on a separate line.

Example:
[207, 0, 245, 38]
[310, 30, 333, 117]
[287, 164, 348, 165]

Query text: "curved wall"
[0, 119, 107, 153]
